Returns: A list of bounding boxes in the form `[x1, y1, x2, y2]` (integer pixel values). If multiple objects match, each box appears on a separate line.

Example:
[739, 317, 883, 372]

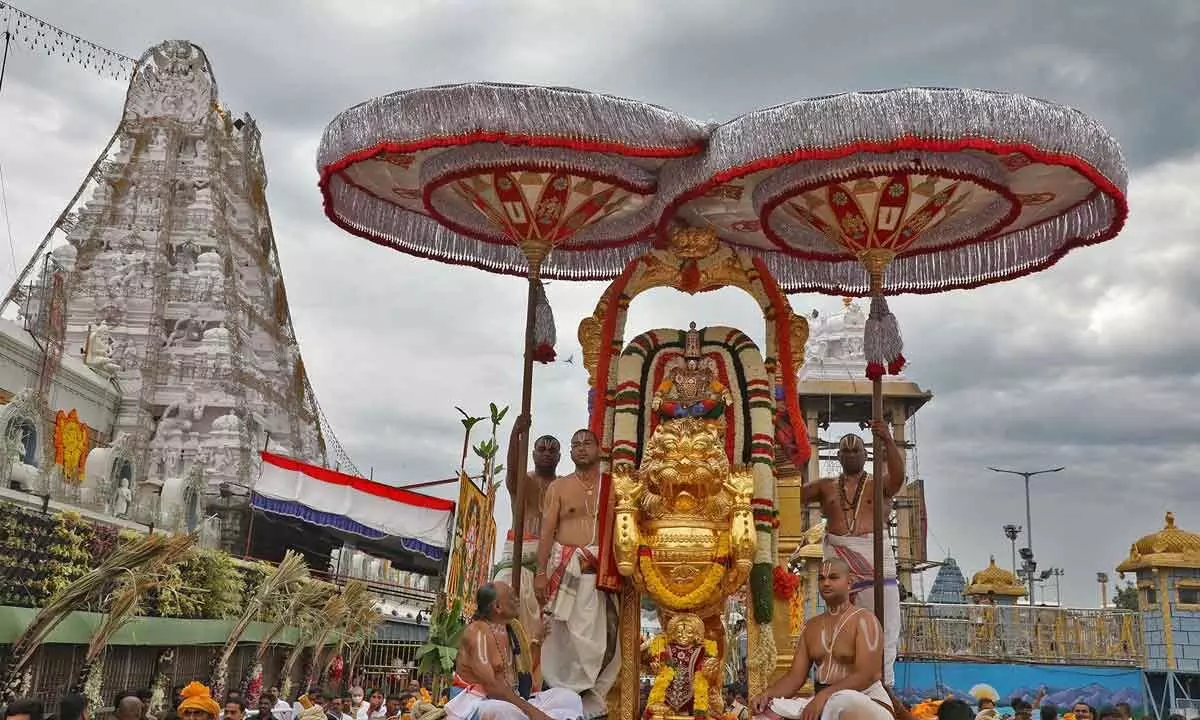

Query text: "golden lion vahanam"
[613, 417, 755, 609]
[611, 324, 756, 719]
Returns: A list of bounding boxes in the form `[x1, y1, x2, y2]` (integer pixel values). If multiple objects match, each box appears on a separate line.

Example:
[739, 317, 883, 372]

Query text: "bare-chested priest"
[534, 428, 620, 718]
[445, 581, 583, 720]
[750, 557, 894, 720]
[801, 420, 904, 686]
[493, 415, 560, 681]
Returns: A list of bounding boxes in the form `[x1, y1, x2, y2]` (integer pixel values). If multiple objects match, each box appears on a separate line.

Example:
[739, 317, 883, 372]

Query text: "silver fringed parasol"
[317, 84, 1130, 658]
[653, 86, 1128, 655]
[318, 82, 710, 602]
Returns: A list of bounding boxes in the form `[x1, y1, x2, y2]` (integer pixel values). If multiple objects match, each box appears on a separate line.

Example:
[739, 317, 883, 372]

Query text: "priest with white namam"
[446, 581, 583, 720]
[534, 428, 620, 718]
[801, 421, 904, 686]
[751, 557, 894, 720]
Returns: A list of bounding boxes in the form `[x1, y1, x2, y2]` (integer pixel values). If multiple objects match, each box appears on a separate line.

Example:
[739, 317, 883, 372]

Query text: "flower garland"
[749, 564, 773, 623]
[644, 635, 719, 719]
[773, 566, 799, 600]
[639, 537, 731, 611]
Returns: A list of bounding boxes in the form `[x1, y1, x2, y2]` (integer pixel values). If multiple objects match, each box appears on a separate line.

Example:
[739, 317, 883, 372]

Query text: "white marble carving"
[0, 390, 45, 491]
[800, 299, 910, 382]
[124, 41, 215, 126]
[153, 387, 205, 442]
[4, 40, 328, 536]
[111, 477, 132, 518]
[84, 322, 122, 376]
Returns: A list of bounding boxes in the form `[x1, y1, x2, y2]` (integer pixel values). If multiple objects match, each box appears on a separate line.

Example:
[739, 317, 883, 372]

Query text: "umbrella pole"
[861, 249, 894, 682]
[871, 374, 886, 666]
[509, 256, 544, 603]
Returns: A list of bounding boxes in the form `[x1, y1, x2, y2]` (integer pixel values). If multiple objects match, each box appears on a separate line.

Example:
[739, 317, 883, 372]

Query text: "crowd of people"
[909, 697, 1146, 720]
[0, 679, 445, 720]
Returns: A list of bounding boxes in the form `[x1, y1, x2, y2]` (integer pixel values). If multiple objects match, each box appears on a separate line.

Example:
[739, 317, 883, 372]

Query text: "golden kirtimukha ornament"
[613, 323, 756, 720]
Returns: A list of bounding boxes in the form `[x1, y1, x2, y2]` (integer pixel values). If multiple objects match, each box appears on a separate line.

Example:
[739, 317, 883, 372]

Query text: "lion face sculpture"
[641, 418, 730, 513]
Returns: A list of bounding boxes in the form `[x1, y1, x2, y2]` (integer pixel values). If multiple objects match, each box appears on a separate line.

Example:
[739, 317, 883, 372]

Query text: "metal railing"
[899, 602, 1143, 666]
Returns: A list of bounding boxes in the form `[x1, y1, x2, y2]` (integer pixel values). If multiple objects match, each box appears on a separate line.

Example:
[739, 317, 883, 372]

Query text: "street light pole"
[1003, 524, 1022, 575]
[988, 466, 1065, 601]
[1050, 568, 1065, 605]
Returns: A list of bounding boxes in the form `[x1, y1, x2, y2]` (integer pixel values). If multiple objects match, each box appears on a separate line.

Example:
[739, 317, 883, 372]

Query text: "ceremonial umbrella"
[317, 83, 709, 599]
[654, 87, 1129, 627]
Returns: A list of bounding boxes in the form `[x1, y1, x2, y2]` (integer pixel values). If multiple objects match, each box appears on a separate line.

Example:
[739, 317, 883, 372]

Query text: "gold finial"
[684, 322, 701, 359]
[1166, 512, 1176, 529]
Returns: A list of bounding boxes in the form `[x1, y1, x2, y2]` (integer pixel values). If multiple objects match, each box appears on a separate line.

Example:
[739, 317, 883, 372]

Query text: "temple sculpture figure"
[612, 322, 756, 720]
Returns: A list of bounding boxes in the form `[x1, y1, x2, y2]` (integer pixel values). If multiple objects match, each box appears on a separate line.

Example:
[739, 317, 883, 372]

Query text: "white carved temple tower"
[1, 41, 328, 542]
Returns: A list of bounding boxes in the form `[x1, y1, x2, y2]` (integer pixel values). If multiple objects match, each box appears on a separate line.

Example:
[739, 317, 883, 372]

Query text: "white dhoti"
[444, 687, 582, 720]
[822, 533, 900, 686]
[493, 531, 542, 642]
[540, 543, 620, 719]
[762, 682, 894, 720]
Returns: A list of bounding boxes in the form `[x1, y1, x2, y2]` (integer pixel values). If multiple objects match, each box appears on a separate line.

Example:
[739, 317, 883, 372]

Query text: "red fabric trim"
[591, 264, 640, 593]
[589, 260, 640, 437]
[656, 137, 1128, 296]
[323, 134, 704, 182]
[752, 256, 811, 464]
[260, 451, 455, 511]
[420, 161, 657, 253]
[319, 132, 702, 281]
[756, 166, 1022, 262]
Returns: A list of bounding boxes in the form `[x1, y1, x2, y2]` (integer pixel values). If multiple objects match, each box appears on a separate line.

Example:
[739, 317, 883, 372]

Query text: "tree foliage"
[1113, 582, 1138, 611]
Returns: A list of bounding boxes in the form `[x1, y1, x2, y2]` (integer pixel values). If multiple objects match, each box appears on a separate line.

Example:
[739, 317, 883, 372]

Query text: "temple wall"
[1144, 609, 1169, 670]
[0, 318, 118, 433]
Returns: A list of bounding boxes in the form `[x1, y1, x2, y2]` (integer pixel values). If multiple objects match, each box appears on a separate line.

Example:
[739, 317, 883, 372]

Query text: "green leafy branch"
[415, 598, 467, 683]
[456, 403, 509, 492]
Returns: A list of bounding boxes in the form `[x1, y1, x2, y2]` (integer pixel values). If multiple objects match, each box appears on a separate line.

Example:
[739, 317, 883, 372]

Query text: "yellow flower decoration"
[646, 665, 675, 709]
[639, 537, 731, 610]
[693, 672, 709, 713]
[644, 632, 719, 718]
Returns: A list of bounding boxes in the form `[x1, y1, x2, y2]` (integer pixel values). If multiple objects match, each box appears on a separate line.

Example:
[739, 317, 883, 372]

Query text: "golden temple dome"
[1117, 512, 1200, 573]
[966, 556, 1027, 597]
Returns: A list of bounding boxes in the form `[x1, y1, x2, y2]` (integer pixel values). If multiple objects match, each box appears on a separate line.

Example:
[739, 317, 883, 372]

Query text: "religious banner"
[444, 471, 493, 617]
[53, 409, 90, 483]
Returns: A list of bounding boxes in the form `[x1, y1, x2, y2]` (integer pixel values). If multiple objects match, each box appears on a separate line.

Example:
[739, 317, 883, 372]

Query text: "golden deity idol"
[612, 325, 756, 719]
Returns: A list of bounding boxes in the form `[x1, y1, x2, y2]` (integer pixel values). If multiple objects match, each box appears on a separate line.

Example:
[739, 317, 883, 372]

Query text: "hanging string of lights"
[0, 2, 136, 83]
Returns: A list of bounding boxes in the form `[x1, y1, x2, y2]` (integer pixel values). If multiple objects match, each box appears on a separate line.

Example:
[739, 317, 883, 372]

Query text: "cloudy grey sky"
[0, 0, 1197, 607]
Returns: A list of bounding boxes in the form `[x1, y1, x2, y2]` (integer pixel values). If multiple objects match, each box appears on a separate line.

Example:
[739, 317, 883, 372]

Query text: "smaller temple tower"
[928, 556, 968, 604]
[1116, 512, 1200, 717]
[966, 557, 1028, 605]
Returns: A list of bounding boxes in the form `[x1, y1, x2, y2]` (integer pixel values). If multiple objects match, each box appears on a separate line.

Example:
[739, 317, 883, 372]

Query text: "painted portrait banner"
[444, 471, 495, 617]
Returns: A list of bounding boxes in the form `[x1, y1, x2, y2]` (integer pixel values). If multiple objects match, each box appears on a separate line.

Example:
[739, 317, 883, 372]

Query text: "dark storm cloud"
[0, 0, 1196, 606]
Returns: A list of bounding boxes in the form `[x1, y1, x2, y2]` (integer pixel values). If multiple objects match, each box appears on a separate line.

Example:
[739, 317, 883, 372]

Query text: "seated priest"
[445, 581, 583, 720]
[750, 558, 893, 720]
